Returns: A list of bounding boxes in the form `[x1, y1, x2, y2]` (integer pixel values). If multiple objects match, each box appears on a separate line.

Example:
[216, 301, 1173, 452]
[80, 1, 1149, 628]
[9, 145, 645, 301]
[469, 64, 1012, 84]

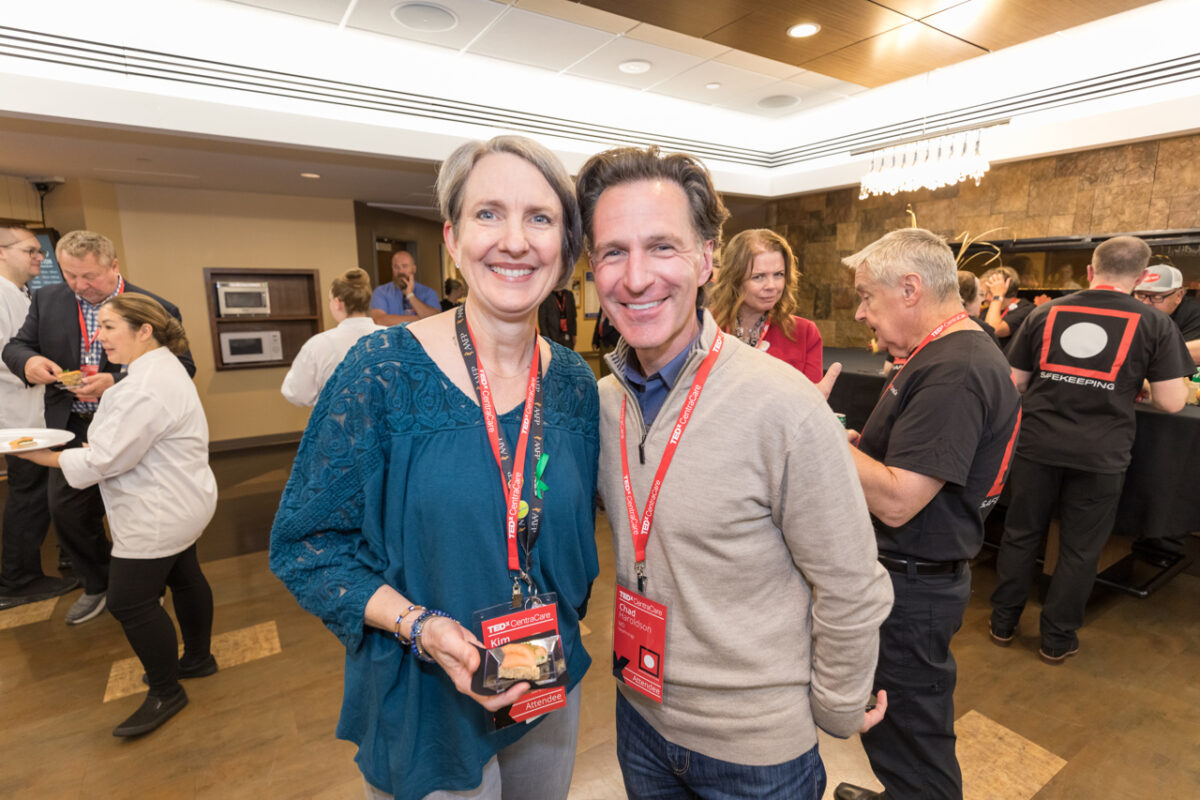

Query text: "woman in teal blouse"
[270, 136, 599, 800]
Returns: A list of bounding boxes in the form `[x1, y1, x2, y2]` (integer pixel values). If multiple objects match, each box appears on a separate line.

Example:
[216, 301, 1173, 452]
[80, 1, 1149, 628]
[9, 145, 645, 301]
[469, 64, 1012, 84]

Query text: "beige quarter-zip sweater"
[599, 311, 892, 766]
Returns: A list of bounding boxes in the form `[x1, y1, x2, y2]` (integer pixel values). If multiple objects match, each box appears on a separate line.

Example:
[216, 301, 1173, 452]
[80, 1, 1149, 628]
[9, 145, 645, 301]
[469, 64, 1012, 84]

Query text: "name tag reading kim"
[473, 596, 568, 730]
[612, 584, 667, 704]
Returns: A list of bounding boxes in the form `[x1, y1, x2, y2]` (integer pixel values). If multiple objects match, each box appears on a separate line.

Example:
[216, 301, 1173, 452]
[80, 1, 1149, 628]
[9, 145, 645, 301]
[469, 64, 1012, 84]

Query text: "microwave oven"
[215, 281, 271, 317]
[219, 330, 283, 365]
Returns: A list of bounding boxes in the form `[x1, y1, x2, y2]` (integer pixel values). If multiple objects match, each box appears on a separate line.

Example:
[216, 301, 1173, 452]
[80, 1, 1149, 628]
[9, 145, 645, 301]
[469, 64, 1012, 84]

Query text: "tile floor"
[1, 445, 1198, 799]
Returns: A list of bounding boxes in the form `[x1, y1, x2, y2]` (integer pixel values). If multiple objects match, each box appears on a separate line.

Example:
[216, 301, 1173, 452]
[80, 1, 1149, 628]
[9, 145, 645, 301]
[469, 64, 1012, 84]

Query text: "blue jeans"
[615, 692, 826, 800]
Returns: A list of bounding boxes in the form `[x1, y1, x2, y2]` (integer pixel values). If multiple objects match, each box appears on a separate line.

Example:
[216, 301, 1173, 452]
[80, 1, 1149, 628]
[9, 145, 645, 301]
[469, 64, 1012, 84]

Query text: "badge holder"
[471, 592, 569, 731]
[612, 582, 667, 704]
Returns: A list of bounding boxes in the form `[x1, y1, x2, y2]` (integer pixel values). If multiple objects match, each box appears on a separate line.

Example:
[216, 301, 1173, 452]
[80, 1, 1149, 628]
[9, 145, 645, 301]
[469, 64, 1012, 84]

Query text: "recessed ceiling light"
[300, 172, 321, 179]
[757, 94, 800, 109]
[391, 3, 458, 33]
[787, 22, 821, 38]
[618, 59, 652, 75]
[705, 82, 721, 90]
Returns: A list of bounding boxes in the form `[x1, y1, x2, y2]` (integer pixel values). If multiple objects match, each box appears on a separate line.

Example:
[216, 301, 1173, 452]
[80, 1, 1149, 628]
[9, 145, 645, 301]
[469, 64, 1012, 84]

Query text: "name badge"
[474, 597, 568, 730]
[612, 584, 667, 704]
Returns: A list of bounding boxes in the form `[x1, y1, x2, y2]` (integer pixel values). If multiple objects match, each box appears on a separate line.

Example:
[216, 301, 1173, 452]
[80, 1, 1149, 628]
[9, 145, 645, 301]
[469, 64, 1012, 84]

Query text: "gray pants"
[365, 685, 582, 800]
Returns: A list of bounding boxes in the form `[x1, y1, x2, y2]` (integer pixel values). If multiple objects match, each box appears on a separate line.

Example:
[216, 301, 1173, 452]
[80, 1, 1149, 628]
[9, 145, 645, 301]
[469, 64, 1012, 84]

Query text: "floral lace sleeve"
[269, 331, 396, 652]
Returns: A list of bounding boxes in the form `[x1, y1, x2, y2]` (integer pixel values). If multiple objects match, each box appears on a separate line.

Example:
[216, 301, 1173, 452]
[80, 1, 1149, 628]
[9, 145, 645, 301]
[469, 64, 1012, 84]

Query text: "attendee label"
[612, 584, 667, 704]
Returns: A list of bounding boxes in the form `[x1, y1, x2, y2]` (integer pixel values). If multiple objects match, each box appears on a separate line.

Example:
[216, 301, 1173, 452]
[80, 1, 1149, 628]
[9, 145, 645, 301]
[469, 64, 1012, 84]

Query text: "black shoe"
[1039, 641, 1079, 665]
[0, 576, 80, 609]
[141, 654, 218, 685]
[834, 783, 885, 800]
[988, 617, 1015, 647]
[112, 687, 188, 737]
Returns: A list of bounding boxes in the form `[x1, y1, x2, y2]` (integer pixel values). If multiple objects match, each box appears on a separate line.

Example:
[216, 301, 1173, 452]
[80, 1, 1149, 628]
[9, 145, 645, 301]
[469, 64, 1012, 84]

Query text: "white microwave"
[219, 330, 283, 364]
[215, 281, 271, 317]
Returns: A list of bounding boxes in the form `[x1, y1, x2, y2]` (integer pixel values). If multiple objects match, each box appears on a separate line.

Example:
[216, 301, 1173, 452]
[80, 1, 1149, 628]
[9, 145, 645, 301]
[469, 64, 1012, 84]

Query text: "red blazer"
[759, 316, 823, 384]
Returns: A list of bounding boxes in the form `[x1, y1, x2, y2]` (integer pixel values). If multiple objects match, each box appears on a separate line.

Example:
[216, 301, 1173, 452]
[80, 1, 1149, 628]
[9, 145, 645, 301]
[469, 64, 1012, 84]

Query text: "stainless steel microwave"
[215, 281, 271, 317]
[219, 330, 283, 364]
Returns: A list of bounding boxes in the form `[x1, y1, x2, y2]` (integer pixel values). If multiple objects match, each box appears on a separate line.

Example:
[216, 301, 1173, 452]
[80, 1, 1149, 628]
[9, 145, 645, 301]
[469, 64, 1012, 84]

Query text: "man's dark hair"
[575, 146, 730, 253]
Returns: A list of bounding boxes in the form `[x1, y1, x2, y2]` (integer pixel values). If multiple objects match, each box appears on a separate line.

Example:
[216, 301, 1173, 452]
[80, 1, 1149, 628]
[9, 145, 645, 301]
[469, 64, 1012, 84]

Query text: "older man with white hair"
[833, 228, 1021, 800]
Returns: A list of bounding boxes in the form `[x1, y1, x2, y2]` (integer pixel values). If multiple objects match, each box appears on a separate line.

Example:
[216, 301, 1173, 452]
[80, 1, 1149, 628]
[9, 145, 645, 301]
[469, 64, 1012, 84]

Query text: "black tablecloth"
[823, 348, 1200, 542]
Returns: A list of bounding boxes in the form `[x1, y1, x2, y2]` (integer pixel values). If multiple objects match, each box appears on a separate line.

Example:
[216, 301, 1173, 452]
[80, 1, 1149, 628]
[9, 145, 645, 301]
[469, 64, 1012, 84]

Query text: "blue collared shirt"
[370, 281, 439, 317]
[621, 333, 699, 428]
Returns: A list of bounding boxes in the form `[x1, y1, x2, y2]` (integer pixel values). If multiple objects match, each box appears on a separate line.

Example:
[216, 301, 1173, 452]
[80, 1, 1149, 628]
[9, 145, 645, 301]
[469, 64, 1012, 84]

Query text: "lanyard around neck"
[454, 305, 545, 585]
[619, 331, 723, 593]
[76, 278, 124, 353]
[884, 311, 969, 395]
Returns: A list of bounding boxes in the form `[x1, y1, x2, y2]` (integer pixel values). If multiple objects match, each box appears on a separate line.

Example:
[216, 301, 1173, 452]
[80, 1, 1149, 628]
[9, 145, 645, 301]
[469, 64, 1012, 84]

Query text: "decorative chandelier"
[858, 129, 990, 200]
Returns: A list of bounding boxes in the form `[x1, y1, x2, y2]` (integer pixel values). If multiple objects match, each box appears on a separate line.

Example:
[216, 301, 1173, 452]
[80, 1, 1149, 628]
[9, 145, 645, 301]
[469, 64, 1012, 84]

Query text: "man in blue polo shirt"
[369, 250, 439, 326]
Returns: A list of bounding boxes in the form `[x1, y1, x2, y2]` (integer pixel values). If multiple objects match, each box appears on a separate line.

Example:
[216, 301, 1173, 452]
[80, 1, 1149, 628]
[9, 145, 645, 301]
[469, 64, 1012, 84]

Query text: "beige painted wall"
[107, 185, 357, 442]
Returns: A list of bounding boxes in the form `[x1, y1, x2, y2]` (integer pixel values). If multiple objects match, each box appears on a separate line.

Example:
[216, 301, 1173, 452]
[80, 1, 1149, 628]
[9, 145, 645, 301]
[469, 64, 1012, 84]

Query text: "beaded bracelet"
[393, 604, 426, 645]
[409, 609, 453, 663]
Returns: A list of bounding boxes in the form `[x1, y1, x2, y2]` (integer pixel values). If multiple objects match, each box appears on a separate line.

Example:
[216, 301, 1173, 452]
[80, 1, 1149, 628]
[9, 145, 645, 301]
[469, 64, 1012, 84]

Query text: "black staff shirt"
[1171, 295, 1200, 342]
[858, 330, 1021, 562]
[1007, 289, 1194, 474]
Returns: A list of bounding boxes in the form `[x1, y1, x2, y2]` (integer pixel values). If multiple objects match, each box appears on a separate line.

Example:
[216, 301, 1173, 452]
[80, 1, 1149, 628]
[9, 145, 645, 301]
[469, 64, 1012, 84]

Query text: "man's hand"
[70, 371, 115, 401]
[846, 427, 861, 446]
[24, 356, 61, 385]
[983, 274, 1011, 302]
[816, 362, 842, 400]
[419, 616, 531, 712]
[860, 690, 888, 733]
[396, 273, 411, 293]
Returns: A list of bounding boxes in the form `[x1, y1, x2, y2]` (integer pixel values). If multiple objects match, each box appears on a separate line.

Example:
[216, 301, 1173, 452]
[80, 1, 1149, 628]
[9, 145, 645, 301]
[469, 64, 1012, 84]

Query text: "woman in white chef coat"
[20, 293, 217, 738]
[281, 267, 383, 407]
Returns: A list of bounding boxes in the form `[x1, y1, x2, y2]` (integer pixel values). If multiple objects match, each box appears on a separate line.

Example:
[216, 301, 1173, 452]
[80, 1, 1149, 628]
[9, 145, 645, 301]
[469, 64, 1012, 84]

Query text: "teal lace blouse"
[270, 326, 599, 799]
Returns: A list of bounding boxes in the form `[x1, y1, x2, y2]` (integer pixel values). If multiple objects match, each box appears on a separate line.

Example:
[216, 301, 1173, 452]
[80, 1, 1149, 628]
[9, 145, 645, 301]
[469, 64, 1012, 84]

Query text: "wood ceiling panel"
[706, 0, 912, 66]
[922, 0, 1158, 52]
[801, 20, 985, 87]
[872, 0, 971, 20]
[579, 1, 751, 38]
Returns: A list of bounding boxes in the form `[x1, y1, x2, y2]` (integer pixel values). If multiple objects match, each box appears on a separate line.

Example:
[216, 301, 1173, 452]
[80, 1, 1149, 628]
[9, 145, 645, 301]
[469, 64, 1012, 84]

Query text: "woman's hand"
[419, 616, 531, 711]
[983, 274, 1010, 302]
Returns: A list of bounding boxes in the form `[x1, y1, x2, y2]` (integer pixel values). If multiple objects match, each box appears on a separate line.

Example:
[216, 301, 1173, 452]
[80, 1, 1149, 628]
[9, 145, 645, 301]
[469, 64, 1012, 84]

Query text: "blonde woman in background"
[708, 229, 824, 383]
[19, 294, 217, 738]
[281, 268, 383, 407]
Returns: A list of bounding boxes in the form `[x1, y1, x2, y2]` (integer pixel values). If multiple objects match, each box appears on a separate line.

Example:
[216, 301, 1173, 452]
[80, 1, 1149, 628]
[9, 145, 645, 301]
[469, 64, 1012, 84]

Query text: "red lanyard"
[882, 311, 969, 397]
[619, 332, 724, 587]
[467, 319, 541, 573]
[754, 320, 771, 351]
[1091, 285, 1123, 292]
[76, 277, 124, 352]
[1000, 299, 1018, 319]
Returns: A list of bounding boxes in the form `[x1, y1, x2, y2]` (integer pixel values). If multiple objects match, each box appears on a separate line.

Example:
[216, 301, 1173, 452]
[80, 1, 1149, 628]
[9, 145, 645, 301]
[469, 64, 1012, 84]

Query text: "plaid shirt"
[72, 276, 124, 414]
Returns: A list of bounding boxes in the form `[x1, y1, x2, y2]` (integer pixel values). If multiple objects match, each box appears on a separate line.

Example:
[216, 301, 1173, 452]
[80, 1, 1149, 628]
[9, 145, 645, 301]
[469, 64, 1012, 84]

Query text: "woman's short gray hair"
[436, 136, 583, 287]
[842, 228, 958, 301]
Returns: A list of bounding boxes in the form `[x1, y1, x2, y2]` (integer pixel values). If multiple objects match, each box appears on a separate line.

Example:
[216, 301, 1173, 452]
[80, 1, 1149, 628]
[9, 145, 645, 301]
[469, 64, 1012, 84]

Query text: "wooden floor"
[2, 444, 1198, 799]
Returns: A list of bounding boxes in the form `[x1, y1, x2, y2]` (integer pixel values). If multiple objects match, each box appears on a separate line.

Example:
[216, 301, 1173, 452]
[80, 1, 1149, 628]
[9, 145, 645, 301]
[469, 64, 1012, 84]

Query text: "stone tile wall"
[759, 133, 1200, 347]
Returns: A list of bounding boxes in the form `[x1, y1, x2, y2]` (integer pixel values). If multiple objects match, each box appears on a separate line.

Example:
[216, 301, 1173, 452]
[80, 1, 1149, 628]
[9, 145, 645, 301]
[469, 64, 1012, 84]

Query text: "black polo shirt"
[996, 297, 1035, 351]
[1171, 295, 1200, 341]
[858, 330, 1021, 562]
[1007, 289, 1194, 473]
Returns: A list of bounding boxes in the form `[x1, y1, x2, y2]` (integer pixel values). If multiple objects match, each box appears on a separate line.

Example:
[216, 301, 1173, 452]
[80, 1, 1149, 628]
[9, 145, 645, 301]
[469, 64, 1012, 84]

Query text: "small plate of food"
[0, 428, 76, 454]
[472, 635, 568, 695]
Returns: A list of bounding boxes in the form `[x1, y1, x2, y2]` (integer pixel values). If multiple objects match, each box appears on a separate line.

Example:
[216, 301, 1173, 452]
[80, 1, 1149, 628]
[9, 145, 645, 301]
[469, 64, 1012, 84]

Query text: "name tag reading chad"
[612, 585, 667, 703]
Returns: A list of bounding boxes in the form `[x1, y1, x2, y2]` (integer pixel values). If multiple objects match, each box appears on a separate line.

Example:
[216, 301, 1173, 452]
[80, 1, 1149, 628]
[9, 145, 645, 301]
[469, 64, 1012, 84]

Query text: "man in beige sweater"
[576, 145, 893, 799]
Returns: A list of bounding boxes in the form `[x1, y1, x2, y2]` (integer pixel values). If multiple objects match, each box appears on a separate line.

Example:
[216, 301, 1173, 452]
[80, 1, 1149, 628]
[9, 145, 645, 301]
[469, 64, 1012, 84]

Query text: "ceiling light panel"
[224, 0, 349, 25]
[469, 7, 614, 71]
[347, 0, 506, 50]
[514, 0, 637, 34]
[625, 22, 729, 60]
[649, 60, 783, 106]
[566, 34, 706, 89]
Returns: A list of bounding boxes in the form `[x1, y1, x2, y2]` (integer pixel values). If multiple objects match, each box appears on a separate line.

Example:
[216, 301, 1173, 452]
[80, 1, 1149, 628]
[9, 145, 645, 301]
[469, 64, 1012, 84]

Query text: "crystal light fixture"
[859, 129, 990, 200]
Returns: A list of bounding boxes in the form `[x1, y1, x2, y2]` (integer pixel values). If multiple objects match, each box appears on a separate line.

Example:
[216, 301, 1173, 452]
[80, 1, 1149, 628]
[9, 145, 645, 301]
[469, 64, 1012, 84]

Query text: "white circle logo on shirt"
[1060, 322, 1108, 358]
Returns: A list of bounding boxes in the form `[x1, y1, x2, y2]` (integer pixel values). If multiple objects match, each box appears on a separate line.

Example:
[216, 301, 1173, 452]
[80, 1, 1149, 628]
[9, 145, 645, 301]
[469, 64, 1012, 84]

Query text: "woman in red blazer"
[708, 229, 823, 383]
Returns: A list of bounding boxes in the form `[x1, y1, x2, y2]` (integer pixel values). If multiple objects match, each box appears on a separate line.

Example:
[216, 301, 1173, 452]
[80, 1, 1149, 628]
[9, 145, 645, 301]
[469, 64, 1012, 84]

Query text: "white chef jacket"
[280, 316, 383, 407]
[59, 346, 216, 558]
[0, 274, 45, 428]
